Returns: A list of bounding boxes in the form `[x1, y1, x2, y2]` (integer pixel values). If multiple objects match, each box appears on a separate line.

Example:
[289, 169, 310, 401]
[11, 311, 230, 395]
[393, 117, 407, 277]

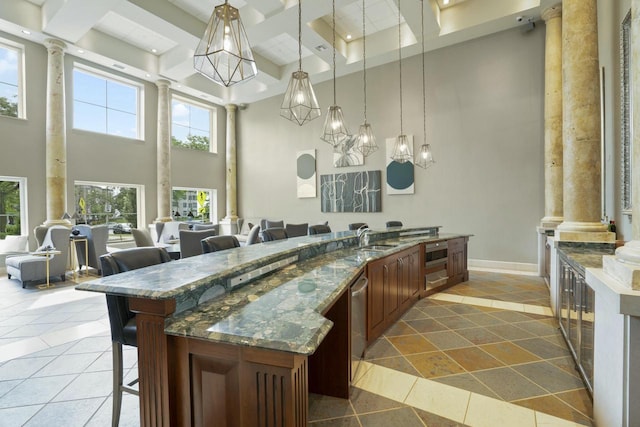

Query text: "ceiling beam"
[41, 0, 125, 43]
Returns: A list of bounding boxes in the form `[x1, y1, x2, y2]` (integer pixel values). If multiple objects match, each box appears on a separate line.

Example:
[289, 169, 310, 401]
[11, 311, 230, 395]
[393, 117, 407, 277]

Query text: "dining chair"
[285, 223, 308, 238]
[245, 224, 261, 245]
[261, 227, 288, 242]
[179, 229, 218, 258]
[132, 228, 154, 247]
[201, 235, 240, 253]
[386, 221, 403, 228]
[308, 224, 332, 235]
[100, 247, 172, 427]
[348, 223, 368, 231]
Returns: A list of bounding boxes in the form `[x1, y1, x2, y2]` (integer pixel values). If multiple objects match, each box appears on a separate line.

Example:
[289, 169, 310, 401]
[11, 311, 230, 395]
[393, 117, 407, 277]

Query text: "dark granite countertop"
[557, 243, 615, 275]
[76, 227, 470, 354]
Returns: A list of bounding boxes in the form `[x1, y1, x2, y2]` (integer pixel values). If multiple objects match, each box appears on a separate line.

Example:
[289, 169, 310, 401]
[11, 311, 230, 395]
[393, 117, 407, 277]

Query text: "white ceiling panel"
[169, 0, 248, 23]
[329, 0, 404, 41]
[252, 33, 313, 67]
[95, 12, 178, 55]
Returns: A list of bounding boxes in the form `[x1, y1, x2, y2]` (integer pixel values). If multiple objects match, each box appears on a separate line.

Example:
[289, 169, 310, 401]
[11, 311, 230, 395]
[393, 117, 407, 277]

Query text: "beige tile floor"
[0, 270, 589, 426]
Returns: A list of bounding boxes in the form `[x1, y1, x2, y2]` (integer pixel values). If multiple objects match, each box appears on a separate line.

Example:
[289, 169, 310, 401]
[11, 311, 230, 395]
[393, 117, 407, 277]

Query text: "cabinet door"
[447, 238, 467, 285]
[408, 247, 421, 299]
[384, 256, 400, 322]
[398, 252, 412, 312]
[579, 282, 595, 393]
[367, 261, 386, 342]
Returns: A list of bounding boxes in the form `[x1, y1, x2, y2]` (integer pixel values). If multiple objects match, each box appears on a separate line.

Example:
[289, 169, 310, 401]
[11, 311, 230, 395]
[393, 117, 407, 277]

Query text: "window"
[0, 177, 27, 237]
[172, 187, 216, 223]
[0, 41, 24, 118]
[73, 66, 142, 139]
[171, 96, 216, 152]
[75, 181, 144, 241]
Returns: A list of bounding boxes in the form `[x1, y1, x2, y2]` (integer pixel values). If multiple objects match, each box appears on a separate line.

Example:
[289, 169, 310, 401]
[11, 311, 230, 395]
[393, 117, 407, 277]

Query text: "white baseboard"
[468, 259, 539, 276]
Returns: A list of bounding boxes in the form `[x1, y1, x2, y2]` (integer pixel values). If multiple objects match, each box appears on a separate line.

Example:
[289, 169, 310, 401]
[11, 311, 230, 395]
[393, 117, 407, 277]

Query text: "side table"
[70, 235, 89, 278]
[31, 249, 62, 289]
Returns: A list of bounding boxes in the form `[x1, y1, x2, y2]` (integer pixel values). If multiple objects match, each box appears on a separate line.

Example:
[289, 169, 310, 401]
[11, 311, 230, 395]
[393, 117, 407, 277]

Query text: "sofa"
[0, 235, 29, 271]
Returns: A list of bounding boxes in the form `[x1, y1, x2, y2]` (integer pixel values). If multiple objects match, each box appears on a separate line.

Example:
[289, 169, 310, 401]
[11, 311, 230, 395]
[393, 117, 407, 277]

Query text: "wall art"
[320, 170, 381, 212]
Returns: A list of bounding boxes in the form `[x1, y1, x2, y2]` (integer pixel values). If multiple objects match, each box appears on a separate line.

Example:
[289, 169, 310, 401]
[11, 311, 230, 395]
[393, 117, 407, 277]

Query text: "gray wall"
[237, 26, 546, 264]
[0, 30, 227, 249]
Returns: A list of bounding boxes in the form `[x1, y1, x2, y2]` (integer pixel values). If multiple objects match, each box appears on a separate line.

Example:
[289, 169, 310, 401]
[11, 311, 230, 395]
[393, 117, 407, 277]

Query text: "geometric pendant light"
[391, 0, 413, 163]
[194, 0, 257, 87]
[354, 0, 378, 157]
[320, 0, 350, 146]
[281, 0, 322, 126]
[415, 0, 435, 169]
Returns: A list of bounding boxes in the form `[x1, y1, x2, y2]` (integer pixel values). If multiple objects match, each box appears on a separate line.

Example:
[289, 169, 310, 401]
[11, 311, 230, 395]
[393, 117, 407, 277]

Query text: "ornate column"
[219, 104, 238, 235]
[604, 0, 640, 289]
[555, 0, 611, 241]
[537, 5, 563, 277]
[155, 80, 172, 223]
[44, 39, 70, 226]
[541, 5, 563, 228]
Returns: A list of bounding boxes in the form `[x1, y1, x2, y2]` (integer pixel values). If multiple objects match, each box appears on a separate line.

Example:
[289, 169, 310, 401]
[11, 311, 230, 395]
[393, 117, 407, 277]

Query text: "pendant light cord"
[398, 0, 403, 134]
[298, 0, 302, 71]
[421, 0, 426, 142]
[362, 0, 367, 123]
[332, 0, 337, 105]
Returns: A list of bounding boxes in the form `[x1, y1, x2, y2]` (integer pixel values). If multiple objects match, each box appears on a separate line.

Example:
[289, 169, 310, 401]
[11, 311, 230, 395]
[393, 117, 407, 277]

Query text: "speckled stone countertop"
[558, 243, 615, 276]
[76, 227, 470, 354]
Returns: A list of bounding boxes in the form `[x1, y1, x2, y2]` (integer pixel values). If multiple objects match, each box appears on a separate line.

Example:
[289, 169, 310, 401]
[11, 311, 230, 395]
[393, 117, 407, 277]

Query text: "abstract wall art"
[386, 136, 415, 195]
[320, 170, 381, 212]
[297, 149, 316, 198]
[333, 135, 364, 167]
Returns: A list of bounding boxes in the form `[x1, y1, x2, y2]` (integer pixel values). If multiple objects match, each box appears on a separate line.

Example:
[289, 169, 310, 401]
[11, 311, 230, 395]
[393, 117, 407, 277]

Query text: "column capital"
[542, 5, 562, 22]
[155, 79, 171, 89]
[44, 38, 67, 53]
[225, 104, 238, 112]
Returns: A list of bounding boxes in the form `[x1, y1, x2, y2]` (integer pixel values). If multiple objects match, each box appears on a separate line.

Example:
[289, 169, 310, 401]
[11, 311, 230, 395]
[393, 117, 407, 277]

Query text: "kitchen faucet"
[356, 225, 371, 248]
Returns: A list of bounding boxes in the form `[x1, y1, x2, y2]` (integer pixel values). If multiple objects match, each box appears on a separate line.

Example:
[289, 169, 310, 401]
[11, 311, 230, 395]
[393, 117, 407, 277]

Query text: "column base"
[556, 221, 613, 242]
[154, 217, 173, 223]
[602, 255, 640, 290]
[43, 219, 71, 227]
[219, 217, 239, 235]
[539, 216, 563, 228]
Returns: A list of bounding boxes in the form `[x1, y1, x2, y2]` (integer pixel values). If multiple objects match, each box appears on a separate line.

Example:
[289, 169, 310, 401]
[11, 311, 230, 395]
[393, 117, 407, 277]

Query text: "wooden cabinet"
[366, 246, 422, 343]
[447, 237, 468, 286]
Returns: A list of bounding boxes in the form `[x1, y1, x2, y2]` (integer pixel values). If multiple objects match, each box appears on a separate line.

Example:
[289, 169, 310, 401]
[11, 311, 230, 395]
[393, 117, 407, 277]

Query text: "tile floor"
[0, 270, 591, 426]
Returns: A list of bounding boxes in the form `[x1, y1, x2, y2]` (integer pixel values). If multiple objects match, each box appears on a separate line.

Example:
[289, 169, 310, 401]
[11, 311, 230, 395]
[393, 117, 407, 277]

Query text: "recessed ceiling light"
[145, 73, 151, 78]
[443, 0, 450, 5]
[77, 49, 85, 54]
[177, 84, 182, 88]
[151, 48, 158, 53]
[346, 34, 352, 40]
[21, 29, 31, 35]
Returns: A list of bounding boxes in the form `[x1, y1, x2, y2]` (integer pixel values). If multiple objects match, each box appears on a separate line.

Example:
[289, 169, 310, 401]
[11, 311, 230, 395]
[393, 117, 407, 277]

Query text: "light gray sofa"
[6, 226, 70, 288]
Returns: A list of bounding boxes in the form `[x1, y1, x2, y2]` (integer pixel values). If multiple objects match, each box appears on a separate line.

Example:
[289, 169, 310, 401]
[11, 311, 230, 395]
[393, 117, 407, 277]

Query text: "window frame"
[170, 94, 217, 153]
[72, 64, 144, 140]
[0, 176, 28, 236]
[0, 39, 26, 119]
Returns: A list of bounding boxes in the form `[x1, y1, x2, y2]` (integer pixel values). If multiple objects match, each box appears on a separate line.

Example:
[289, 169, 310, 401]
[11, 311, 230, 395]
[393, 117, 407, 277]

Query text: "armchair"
[179, 229, 218, 258]
[6, 226, 71, 288]
[74, 224, 109, 274]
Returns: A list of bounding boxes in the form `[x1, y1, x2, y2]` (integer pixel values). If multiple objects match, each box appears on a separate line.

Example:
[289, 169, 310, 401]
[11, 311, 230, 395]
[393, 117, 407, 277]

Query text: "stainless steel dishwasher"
[351, 274, 368, 383]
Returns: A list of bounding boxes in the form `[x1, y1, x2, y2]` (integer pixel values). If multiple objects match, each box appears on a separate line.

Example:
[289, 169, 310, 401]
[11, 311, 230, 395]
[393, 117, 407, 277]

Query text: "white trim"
[468, 258, 539, 276]
[0, 39, 25, 119]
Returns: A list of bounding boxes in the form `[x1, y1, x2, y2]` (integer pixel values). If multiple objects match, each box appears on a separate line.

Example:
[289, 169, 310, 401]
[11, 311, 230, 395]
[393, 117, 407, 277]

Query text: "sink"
[358, 244, 397, 251]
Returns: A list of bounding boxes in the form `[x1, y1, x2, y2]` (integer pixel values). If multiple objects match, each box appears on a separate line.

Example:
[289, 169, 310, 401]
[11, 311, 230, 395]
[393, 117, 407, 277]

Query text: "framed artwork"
[297, 149, 316, 198]
[320, 170, 381, 212]
[333, 135, 364, 167]
[386, 136, 414, 195]
[621, 10, 632, 214]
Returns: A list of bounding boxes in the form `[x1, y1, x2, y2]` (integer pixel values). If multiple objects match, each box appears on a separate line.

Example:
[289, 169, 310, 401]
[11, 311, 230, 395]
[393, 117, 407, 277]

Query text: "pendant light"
[281, 0, 321, 126]
[193, 0, 257, 87]
[391, 0, 412, 163]
[320, 0, 350, 146]
[415, 0, 435, 169]
[354, 0, 377, 157]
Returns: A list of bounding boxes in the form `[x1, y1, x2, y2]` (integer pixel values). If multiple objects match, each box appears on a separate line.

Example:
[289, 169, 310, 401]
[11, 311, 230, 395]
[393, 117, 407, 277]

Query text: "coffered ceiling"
[0, 0, 558, 105]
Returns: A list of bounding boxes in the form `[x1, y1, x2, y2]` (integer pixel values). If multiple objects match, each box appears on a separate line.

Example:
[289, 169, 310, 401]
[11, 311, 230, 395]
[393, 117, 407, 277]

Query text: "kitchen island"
[77, 227, 470, 426]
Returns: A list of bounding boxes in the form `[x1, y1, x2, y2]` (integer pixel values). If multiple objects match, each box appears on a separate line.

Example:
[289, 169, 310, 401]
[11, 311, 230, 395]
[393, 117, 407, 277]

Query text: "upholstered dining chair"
[308, 224, 332, 235]
[179, 229, 218, 258]
[131, 228, 154, 247]
[386, 221, 403, 228]
[201, 235, 240, 253]
[285, 223, 308, 238]
[100, 247, 172, 427]
[348, 223, 368, 231]
[261, 227, 288, 242]
[260, 219, 284, 230]
[245, 224, 261, 246]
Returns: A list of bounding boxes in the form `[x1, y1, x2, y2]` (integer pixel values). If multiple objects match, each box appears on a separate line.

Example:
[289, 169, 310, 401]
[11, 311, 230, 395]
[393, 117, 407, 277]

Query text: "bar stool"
[201, 235, 240, 253]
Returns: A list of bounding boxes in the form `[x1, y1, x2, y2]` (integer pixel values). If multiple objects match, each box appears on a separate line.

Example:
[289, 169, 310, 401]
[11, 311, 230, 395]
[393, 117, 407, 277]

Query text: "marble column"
[155, 80, 172, 223]
[555, 0, 610, 241]
[604, 0, 640, 289]
[219, 104, 238, 235]
[540, 5, 563, 228]
[44, 39, 70, 226]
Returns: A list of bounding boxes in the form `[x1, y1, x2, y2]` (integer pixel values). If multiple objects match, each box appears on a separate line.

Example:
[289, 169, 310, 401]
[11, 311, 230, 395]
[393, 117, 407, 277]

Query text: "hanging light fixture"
[193, 0, 257, 87]
[320, 0, 350, 146]
[354, 0, 377, 157]
[415, 0, 435, 169]
[391, 0, 412, 163]
[281, 0, 321, 126]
